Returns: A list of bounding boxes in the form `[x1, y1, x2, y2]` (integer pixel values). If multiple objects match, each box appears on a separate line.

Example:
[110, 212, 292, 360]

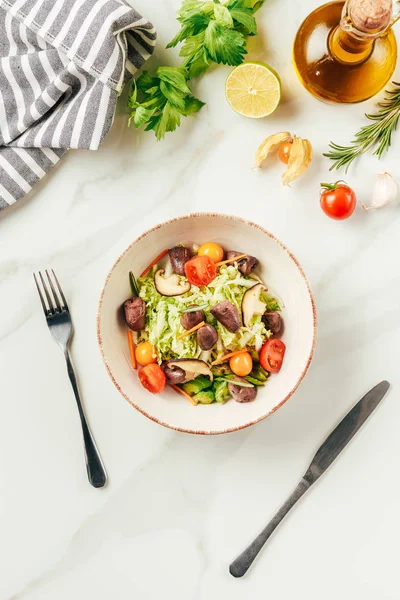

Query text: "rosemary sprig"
[324, 82, 400, 171]
[129, 271, 140, 297]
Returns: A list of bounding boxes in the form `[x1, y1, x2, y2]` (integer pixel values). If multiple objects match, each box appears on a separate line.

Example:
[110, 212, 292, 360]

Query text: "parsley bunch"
[128, 68, 205, 139]
[128, 0, 265, 139]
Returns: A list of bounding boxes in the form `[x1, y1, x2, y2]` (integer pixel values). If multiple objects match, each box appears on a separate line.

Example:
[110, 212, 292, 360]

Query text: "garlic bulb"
[363, 171, 399, 210]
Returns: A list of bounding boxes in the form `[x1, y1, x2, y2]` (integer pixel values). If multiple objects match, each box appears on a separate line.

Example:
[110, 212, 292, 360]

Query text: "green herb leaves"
[128, 0, 265, 139]
[204, 22, 247, 65]
[325, 82, 400, 171]
[229, 7, 257, 34]
[129, 271, 140, 297]
[128, 67, 205, 140]
[169, 0, 260, 70]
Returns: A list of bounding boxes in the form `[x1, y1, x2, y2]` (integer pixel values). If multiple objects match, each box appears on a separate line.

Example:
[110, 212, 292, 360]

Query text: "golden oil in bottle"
[293, 1, 397, 103]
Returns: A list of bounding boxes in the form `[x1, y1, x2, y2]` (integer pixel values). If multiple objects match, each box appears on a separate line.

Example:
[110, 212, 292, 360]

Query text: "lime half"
[225, 62, 281, 118]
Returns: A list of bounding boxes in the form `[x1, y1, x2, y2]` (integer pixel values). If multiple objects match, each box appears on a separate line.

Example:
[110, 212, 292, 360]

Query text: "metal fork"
[33, 270, 107, 488]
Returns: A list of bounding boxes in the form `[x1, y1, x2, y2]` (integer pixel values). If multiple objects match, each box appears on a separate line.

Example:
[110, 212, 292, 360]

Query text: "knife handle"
[229, 477, 311, 578]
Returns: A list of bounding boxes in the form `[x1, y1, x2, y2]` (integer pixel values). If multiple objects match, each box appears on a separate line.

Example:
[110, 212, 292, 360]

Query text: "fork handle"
[65, 351, 107, 488]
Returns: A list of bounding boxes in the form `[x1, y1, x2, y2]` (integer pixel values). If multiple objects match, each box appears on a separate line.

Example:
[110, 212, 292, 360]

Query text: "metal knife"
[229, 380, 390, 578]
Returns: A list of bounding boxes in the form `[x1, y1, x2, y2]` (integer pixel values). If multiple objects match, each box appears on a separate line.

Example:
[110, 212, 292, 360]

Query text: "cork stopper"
[350, 0, 392, 31]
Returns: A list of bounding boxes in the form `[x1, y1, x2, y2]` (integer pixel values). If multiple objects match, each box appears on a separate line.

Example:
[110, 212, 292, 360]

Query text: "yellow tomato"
[198, 242, 224, 264]
[135, 341, 157, 366]
[230, 352, 253, 377]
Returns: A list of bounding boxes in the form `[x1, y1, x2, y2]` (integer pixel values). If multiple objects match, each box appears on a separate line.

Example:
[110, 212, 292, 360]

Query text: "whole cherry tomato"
[320, 181, 356, 220]
[184, 255, 217, 287]
[198, 242, 224, 263]
[260, 339, 286, 373]
[135, 341, 157, 366]
[278, 140, 293, 164]
[230, 352, 253, 377]
[138, 363, 166, 394]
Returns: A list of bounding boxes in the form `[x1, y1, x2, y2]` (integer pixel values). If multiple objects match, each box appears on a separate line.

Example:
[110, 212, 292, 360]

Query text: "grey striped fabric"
[0, 0, 155, 210]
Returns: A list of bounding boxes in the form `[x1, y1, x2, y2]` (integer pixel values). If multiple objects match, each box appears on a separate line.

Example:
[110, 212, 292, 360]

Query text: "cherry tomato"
[230, 352, 253, 377]
[320, 181, 356, 220]
[278, 140, 293, 164]
[135, 341, 157, 366]
[184, 255, 217, 287]
[198, 242, 224, 263]
[260, 339, 286, 373]
[138, 363, 166, 394]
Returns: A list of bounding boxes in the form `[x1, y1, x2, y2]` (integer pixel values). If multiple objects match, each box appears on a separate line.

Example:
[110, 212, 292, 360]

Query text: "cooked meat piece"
[124, 297, 146, 331]
[262, 311, 282, 335]
[163, 359, 213, 382]
[228, 379, 257, 403]
[162, 362, 186, 384]
[180, 306, 205, 330]
[168, 246, 192, 275]
[210, 300, 241, 333]
[197, 324, 218, 350]
[226, 250, 258, 276]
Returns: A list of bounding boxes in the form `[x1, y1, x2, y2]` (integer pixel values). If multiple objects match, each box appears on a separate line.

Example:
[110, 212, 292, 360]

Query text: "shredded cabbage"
[137, 265, 279, 361]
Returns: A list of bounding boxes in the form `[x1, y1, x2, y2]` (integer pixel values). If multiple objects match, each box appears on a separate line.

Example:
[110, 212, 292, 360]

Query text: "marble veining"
[1, 0, 400, 598]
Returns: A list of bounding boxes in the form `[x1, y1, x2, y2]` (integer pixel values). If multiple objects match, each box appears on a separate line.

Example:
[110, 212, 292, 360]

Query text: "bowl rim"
[97, 212, 317, 435]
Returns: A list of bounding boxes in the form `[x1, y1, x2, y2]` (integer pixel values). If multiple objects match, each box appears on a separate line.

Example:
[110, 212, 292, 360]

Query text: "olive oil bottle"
[293, 0, 400, 103]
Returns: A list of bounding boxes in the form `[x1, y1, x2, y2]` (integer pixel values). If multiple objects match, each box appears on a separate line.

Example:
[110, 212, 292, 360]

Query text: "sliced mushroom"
[242, 283, 267, 327]
[154, 269, 191, 297]
[168, 247, 192, 275]
[165, 359, 213, 383]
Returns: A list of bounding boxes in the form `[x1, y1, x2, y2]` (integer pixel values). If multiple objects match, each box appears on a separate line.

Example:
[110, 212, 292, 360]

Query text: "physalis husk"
[254, 132, 312, 186]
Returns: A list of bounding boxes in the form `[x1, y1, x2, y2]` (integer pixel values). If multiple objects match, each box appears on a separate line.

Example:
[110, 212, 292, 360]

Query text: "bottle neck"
[328, 0, 393, 65]
[328, 26, 374, 65]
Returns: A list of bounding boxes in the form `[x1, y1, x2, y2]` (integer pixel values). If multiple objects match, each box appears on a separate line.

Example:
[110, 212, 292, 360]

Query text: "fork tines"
[33, 270, 68, 316]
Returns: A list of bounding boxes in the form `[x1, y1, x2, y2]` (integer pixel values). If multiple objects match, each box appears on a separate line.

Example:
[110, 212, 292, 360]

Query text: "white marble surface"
[1, 0, 400, 597]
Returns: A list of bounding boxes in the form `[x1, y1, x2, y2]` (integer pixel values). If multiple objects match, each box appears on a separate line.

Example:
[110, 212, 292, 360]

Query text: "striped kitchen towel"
[0, 0, 155, 210]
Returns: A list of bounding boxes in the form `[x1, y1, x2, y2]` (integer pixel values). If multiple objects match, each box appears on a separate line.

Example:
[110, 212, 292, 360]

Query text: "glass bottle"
[293, 0, 400, 103]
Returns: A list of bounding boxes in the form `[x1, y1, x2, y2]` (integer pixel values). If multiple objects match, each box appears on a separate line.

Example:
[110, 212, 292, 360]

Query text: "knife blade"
[229, 380, 390, 578]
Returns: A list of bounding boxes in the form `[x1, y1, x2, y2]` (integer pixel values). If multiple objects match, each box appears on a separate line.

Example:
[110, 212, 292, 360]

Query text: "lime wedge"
[225, 62, 281, 118]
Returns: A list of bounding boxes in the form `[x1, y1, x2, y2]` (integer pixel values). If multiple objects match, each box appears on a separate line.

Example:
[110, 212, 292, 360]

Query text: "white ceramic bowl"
[97, 213, 317, 434]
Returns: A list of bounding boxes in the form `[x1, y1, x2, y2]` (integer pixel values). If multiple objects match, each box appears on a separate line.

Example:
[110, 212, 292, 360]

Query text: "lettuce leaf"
[137, 265, 277, 361]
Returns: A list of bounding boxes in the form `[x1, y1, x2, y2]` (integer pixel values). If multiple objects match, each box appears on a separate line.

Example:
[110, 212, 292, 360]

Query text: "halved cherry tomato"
[230, 352, 253, 377]
[135, 341, 157, 366]
[278, 140, 293, 165]
[260, 339, 286, 373]
[138, 363, 166, 394]
[184, 255, 217, 287]
[198, 242, 224, 263]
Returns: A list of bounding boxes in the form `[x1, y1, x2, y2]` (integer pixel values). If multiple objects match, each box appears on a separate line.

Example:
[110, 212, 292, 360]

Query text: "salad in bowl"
[97, 213, 316, 434]
[124, 241, 286, 406]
